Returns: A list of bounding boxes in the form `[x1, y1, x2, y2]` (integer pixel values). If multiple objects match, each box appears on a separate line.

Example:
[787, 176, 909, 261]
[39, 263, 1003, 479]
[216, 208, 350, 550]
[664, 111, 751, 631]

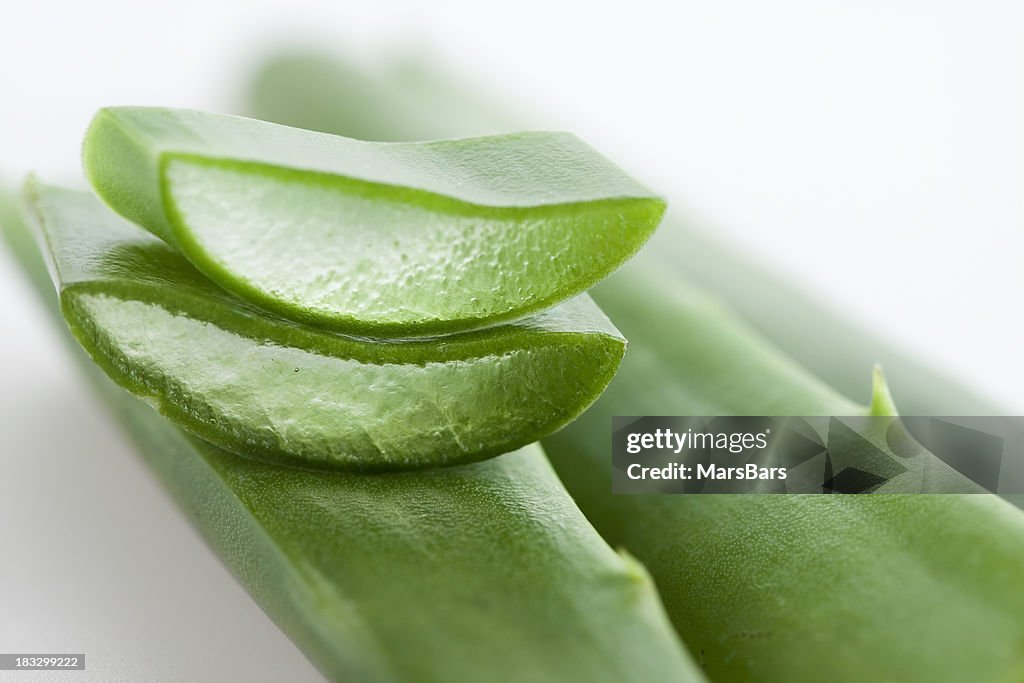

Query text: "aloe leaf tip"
[869, 364, 899, 417]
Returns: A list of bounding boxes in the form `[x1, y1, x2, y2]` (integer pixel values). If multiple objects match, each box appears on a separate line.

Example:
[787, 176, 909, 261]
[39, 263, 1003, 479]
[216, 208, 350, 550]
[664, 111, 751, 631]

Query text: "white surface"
[0, 1, 1021, 681]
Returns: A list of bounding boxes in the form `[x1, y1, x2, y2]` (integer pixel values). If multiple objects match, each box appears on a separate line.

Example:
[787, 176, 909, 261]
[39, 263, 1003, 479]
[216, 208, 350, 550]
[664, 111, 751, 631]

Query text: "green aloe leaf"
[246, 52, 523, 143]
[247, 52, 1024, 682]
[28, 180, 625, 471]
[245, 52, 1013, 421]
[83, 107, 664, 337]
[545, 269, 1024, 682]
[3, 185, 704, 683]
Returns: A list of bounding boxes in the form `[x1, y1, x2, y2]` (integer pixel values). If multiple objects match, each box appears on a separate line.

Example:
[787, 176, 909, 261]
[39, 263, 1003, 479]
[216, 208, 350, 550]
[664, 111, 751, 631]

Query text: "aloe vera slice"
[251, 54, 1024, 681]
[4, 186, 706, 683]
[82, 106, 664, 337]
[28, 180, 625, 471]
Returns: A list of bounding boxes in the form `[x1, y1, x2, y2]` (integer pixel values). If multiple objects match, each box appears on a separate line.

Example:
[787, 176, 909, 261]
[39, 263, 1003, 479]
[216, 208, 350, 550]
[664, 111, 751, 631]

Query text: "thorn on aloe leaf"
[869, 364, 899, 417]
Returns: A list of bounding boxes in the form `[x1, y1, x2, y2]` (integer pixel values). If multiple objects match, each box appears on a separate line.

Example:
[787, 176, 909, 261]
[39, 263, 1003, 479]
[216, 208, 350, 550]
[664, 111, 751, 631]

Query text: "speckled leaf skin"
[251, 54, 1024, 682]
[28, 181, 626, 472]
[82, 107, 665, 337]
[546, 270, 1024, 682]
[2, 191, 702, 683]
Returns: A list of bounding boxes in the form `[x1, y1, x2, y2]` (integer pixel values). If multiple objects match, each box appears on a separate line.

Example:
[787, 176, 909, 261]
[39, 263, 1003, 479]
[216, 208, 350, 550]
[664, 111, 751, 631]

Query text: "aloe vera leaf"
[1, 187, 48, 295]
[82, 107, 664, 337]
[246, 52, 523, 143]
[247, 55, 1024, 681]
[663, 232, 1024, 496]
[2, 189, 704, 683]
[544, 271, 1024, 683]
[27, 180, 625, 472]
[660, 229, 1008, 411]
[244, 52, 1010, 421]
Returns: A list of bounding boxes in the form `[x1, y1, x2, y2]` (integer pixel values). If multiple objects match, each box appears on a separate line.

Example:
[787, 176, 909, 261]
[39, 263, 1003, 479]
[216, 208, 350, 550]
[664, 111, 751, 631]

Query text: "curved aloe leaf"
[3, 186, 705, 683]
[28, 180, 625, 471]
[250, 53, 1024, 682]
[245, 51, 1016, 419]
[544, 269, 1023, 682]
[247, 52, 523, 143]
[82, 107, 664, 337]
[103, 424, 699, 683]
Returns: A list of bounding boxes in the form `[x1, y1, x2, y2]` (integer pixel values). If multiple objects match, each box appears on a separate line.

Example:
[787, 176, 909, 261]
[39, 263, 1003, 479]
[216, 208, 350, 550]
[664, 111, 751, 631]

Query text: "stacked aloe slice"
[35, 107, 674, 472]
[6, 108, 710, 681]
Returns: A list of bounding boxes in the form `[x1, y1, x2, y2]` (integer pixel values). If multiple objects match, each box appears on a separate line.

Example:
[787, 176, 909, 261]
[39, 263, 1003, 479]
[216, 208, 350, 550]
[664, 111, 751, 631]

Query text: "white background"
[1, 1, 1021, 681]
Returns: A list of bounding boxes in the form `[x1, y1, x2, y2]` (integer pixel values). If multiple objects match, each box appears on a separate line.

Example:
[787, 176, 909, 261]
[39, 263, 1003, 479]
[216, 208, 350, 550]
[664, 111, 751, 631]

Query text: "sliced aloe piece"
[4, 185, 703, 683]
[82, 106, 664, 336]
[28, 181, 625, 471]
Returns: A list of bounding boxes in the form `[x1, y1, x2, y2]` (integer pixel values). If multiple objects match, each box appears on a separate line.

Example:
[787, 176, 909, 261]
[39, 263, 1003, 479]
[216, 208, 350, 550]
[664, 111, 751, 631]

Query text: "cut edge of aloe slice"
[27, 179, 627, 472]
[82, 106, 666, 336]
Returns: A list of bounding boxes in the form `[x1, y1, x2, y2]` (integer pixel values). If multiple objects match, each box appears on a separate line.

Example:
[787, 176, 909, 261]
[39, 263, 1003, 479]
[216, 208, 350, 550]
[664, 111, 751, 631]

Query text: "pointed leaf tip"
[869, 364, 899, 417]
